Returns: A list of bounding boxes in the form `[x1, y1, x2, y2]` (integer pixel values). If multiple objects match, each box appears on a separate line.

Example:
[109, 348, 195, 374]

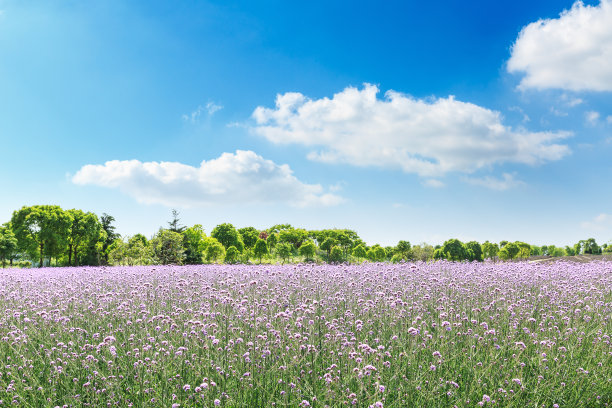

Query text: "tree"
[266, 232, 278, 252]
[100, 213, 119, 265]
[583, 238, 601, 254]
[299, 241, 316, 262]
[503, 242, 520, 260]
[224, 246, 240, 264]
[205, 239, 225, 263]
[329, 246, 343, 263]
[352, 244, 367, 261]
[151, 230, 185, 265]
[395, 240, 412, 260]
[441, 239, 467, 261]
[66, 209, 103, 266]
[253, 239, 269, 263]
[126, 235, 153, 265]
[279, 228, 308, 249]
[482, 241, 499, 260]
[238, 227, 260, 249]
[11, 205, 71, 267]
[565, 245, 576, 256]
[464, 241, 483, 261]
[276, 243, 293, 264]
[411, 243, 435, 261]
[0, 224, 18, 268]
[182, 225, 206, 264]
[515, 241, 531, 259]
[319, 237, 337, 259]
[211, 223, 243, 251]
[167, 209, 186, 233]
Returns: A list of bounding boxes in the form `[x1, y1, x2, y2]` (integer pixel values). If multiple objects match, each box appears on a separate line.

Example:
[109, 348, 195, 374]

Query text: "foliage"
[167, 209, 186, 233]
[276, 242, 293, 264]
[482, 241, 499, 260]
[182, 225, 206, 264]
[352, 244, 367, 261]
[204, 239, 225, 263]
[238, 227, 260, 249]
[211, 223, 244, 251]
[299, 240, 316, 261]
[329, 245, 343, 263]
[0, 224, 18, 267]
[441, 239, 467, 261]
[150, 229, 185, 265]
[253, 239, 269, 263]
[224, 246, 240, 264]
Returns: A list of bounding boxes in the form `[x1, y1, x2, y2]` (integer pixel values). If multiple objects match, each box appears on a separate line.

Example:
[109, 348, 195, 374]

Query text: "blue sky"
[1, 0, 611, 246]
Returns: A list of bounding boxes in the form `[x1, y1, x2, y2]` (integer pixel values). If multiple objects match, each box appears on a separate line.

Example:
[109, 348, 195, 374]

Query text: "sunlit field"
[1, 262, 610, 407]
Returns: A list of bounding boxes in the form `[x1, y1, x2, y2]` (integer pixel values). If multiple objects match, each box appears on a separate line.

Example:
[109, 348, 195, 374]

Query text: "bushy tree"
[299, 241, 316, 262]
[411, 243, 435, 261]
[441, 239, 467, 261]
[151, 229, 185, 265]
[224, 246, 240, 264]
[352, 244, 367, 261]
[279, 228, 308, 249]
[253, 239, 268, 263]
[319, 237, 336, 259]
[276, 243, 293, 264]
[329, 246, 343, 263]
[238, 227, 260, 249]
[395, 240, 412, 260]
[465, 241, 483, 261]
[205, 239, 225, 263]
[482, 241, 499, 260]
[65, 209, 103, 266]
[211, 223, 244, 251]
[0, 224, 18, 268]
[182, 225, 206, 264]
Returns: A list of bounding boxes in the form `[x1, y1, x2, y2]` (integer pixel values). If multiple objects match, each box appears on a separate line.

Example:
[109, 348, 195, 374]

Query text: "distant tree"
[499, 240, 508, 248]
[182, 225, 206, 264]
[279, 228, 308, 249]
[329, 246, 343, 263]
[299, 241, 316, 262]
[253, 239, 269, 263]
[515, 241, 531, 259]
[411, 243, 435, 261]
[583, 238, 601, 254]
[503, 242, 520, 260]
[395, 240, 412, 260]
[319, 237, 337, 259]
[441, 239, 467, 261]
[266, 232, 278, 252]
[126, 235, 153, 265]
[276, 243, 293, 264]
[464, 241, 483, 261]
[205, 239, 225, 263]
[211, 223, 243, 251]
[482, 241, 499, 260]
[100, 213, 119, 265]
[11, 205, 71, 267]
[224, 246, 240, 264]
[0, 224, 18, 268]
[151, 229, 184, 265]
[352, 244, 367, 261]
[167, 209, 186, 233]
[66, 209, 103, 266]
[367, 245, 386, 262]
[238, 227, 260, 249]
[530, 245, 542, 256]
[565, 245, 576, 256]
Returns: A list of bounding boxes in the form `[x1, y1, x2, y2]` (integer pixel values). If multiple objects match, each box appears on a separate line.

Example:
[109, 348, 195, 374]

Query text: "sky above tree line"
[1, 0, 611, 246]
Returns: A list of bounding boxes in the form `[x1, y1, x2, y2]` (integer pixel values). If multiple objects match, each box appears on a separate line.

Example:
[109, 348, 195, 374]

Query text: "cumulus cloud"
[462, 173, 525, 191]
[252, 84, 570, 178]
[508, 0, 612, 91]
[72, 150, 343, 207]
[580, 213, 612, 231]
[585, 110, 601, 125]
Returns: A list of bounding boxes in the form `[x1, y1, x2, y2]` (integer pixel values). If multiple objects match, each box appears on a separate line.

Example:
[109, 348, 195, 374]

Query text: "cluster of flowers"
[0, 260, 610, 406]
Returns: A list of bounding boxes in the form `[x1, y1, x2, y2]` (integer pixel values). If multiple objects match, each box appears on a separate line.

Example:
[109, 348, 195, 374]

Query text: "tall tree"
[167, 209, 186, 233]
[299, 241, 316, 262]
[238, 227, 260, 249]
[151, 229, 185, 265]
[441, 239, 467, 261]
[66, 209, 103, 266]
[11, 205, 71, 267]
[182, 225, 207, 264]
[0, 224, 18, 268]
[211, 223, 243, 251]
[100, 213, 119, 265]
[253, 238, 269, 263]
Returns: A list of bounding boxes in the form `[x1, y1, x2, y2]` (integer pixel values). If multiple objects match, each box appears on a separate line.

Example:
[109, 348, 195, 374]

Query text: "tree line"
[0, 205, 610, 268]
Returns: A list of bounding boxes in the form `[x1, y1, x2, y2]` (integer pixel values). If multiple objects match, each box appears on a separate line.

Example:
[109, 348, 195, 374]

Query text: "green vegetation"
[1, 205, 610, 267]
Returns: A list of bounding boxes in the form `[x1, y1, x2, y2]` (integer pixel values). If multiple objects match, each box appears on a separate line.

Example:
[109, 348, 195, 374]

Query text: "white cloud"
[585, 110, 601, 125]
[508, 0, 612, 91]
[580, 213, 612, 231]
[252, 84, 571, 178]
[607, 115, 612, 124]
[182, 101, 223, 123]
[462, 173, 525, 191]
[72, 150, 343, 208]
[422, 179, 445, 188]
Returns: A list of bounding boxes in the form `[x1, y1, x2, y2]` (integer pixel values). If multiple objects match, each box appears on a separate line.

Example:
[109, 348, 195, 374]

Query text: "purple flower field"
[1, 261, 610, 407]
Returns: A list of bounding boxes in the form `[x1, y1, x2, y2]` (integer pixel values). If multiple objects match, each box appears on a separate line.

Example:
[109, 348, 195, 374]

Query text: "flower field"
[0, 262, 610, 407]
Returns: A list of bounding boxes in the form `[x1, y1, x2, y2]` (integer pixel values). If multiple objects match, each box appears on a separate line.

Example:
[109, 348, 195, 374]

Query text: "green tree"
[167, 209, 186, 233]
[503, 242, 520, 260]
[329, 246, 343, 263]
[100, 213, 119, 265]
[66, 209, 103, 266]
[482, 241, 499, 260]
[205, 239, 225, 263]
[238, 227, 260, 249]
[565, 245, 576, 256]
[352, 244, 367, 261]
[0, 224, 18, 268]
[182, 225, 207, 264]
[411, 243, 435, 261]
[151, 230, 185, 265]
[224, 246, 240, 264]
[582, 238, 601, 254]
[515, 241, 531, 259]
[464, 241, 483, 261]
[211, 223, 243, 251]
[266, 232, 278, 252]
[319, 237, 337, 259]
[11, 205, 71, 267]
[126, 235, 153, 265]
[299, 241, 316, 262]
[395, 240, 412, 260]
[441, 239, 467, 261]
[279, 228, 308, 249]
[276, 242, 293, 264]
[253, 239, 269, 263]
